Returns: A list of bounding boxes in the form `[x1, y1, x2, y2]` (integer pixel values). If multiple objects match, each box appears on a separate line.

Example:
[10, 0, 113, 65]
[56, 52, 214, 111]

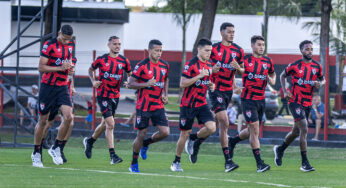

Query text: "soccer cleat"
[225, 159, 239, 173]
[31, 152, 44, 168]
[48, 146, 63, 165]
[110, 154, 123, 165]
[300, 161, 315, 172]
[189, 141, 200, 164]
[228, 137, 237, 159]
[185, 137, 195, 156]
[257, 161, 270, 173]
[140, 146, 149, 160]
[273, 145, 283, 166]
[83, 137, 93, 159]
[129, 163, 140, 173]
[170, 162, 183, 172]
[61, 150, 67, 163]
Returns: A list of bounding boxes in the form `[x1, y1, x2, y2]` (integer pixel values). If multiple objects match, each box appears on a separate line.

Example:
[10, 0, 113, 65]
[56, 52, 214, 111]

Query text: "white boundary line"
[2, 164, 330, 188]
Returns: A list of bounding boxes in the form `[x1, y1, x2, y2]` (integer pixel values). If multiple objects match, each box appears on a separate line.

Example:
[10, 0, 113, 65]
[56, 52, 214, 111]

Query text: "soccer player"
[209, 22, 244, 172]
[274, 40, 325, 172]
[31, 25, 75, 167]
[170, 38, 216, 172]
[83, 36, 131, 165]
[127, 39, 170, 173]
[228, 35, 276, 172]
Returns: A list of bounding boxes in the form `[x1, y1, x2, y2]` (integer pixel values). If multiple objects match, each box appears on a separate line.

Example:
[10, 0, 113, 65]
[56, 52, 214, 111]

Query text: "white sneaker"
[48, 146, 63, 165]
[184, 138, 194, 156]
[31, 152, 44, 168]
[170, 162, 183, 172]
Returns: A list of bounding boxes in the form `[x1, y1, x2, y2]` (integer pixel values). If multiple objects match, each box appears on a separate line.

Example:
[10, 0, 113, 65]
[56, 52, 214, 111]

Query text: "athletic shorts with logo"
[209, 90, 233, 113]
[242, 99, 265, 124]
[135, 108, 168, 130]
[289, 102, 311, 122]
[38, 83, 72, 115]
[179, 105, 215, 131]
[97, 97, 119, 119]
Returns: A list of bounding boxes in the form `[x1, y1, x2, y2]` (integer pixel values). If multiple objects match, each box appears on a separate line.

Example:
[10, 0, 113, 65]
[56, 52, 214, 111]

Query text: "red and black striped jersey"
[92, 54, 131, 99]
[40, 38, 75, 86]
[285, 59, 324, 107]
[210, 42, 244, 92]
[181, 56, 212, 108]
[241, 55, 275, 100]
[132, 58, 169, 112]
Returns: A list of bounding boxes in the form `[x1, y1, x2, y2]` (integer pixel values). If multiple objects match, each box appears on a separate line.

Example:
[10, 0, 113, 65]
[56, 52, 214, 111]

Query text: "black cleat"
[228, 137, 237, 159]
[273, 145, 283, 166]
[83, 137, 93, 159]
[225, 159, 239, 173]
[300, 161, 315, 172]
[110, 154, 123, 165]
[61, 150, 67, 163]
[189, 141, 200, 164]
[257, 161, 270, 173]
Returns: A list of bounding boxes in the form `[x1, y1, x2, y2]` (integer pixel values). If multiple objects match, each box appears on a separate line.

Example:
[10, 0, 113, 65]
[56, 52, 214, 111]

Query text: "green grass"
[1, 137, 346, 187]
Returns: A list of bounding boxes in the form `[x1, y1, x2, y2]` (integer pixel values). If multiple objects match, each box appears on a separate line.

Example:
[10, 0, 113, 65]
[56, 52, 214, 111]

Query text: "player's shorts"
[289, 102, 311, 122]
[97, 97, 119, 119]
[38, 83, 72, 115]
[135, 108, 168, 130]
[85, 114, 93, 123]
[48, 102, 75, 121]
[179, 105, 215, 131]
[209, 90, 233, 113]
[242, 99, 265, 124]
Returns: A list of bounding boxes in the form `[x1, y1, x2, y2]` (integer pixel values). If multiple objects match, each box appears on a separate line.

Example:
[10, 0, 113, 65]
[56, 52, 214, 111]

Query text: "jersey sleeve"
[238, 48, 245, 65]
[91, 57, 101, 70]
[125, 58, 131, 73]
[268, 58, 275, 74]
[72, 57, 77, 66]
[210, 47, 218, 65]
[40, 41, 53, 58]
[317, 64, 324, 80]
[285, 63, 294, 76]
[182, 61, 194, 78]
[131, 63, 144, 80]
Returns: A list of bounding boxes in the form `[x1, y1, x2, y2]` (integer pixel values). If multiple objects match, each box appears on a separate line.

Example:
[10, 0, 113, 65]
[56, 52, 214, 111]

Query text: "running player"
[228, 35, 276, 172]
[209, 22, 244, 172]
[31, 25, 75, 167]
[274, 40, 325, 172]
[83, 36, 131, 165]
[170, 38, 216, 172]
[128, 39, 170, 173]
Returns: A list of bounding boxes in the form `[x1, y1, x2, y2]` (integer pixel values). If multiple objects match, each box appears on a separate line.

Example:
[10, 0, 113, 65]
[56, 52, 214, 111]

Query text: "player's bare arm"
[162, 78, 169, 105]
[128, 76, 156, 89]
[88, 66, 101, 88]
[38, 56, 71, 72]
[280, 71, 292, 99]
[268, 72, 276, 86]
[180, 68, 209, 88]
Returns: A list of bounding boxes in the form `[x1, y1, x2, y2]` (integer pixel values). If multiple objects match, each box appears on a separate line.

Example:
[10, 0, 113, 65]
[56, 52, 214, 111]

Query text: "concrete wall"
[0, 1, 12, 52]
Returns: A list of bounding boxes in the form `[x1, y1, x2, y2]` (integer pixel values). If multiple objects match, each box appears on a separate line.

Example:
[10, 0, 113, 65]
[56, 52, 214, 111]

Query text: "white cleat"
[31, 152, 44, 168]
[48, 146, 63, 165]
[170, 162, 183, 172]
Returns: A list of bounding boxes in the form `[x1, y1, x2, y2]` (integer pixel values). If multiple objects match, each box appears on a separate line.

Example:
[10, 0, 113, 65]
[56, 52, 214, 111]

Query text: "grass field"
[1, 137, 346, 188]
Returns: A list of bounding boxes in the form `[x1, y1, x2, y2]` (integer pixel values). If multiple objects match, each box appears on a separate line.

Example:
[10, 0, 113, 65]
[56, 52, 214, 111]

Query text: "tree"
[192, 0, 218, 56]
[44, 0, 63, 40]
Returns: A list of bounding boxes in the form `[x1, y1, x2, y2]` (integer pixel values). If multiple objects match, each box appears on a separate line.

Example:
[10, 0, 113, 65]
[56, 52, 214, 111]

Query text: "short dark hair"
[251, 35, 265, 44]
[148, 39, 162, 49]
[220, 22, 234, 31]
[299, 40, 313, 50]
[197, 38, 212, 48]
[61, 24, 73, 36]
[108, 36, 120, 42]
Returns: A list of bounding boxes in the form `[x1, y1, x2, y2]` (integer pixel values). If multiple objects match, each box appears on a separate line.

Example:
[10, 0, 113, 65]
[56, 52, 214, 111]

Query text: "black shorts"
[48, 102, 75, 121]
[135, 108, 168, 130]
[38, 83, 72, 115]
[289, 102, 311, 122]
[179, 105, 215, 131]
[242, 99, 265, 124]
[97, 97, 119, 119]
[209, 90, 233, 113]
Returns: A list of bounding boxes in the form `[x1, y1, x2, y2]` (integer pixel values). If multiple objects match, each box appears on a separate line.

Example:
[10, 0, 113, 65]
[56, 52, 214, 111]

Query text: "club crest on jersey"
[262, 63, 268, 70]
[184, 65, 189, 70]
[102, 101, 108, 107]
[68, 47, 72, 53]
[57, 48, 60, 52]
[312, 69, 317, 75]
[40, 103, 45, 110]
[217, 97, 223, 103]
[161, 69, 166, 75]
[246, 110, 252, 118]
[295, 107, 301, 115]
[118, 64, 123, 69]
[216, 61, 222, 68]
[137, 116, 141, 124]
[248, 72, 254, 79]
[104, 72, 109, 78]
[148, 70, 152, 74]
[249, 63, 253, 66]
[299, 70, 303, 73]
[180, 118, 186, 126]
[42, 44, 48, 52]
[55, 58, 62, 66]
[105, 63, 109, 66]
[231, 52, 237, 59]
[218, 52, 222, 57]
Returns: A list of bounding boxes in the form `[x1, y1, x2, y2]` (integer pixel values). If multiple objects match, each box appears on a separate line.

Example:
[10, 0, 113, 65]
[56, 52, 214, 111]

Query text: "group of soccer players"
[31, 22, 325, 173]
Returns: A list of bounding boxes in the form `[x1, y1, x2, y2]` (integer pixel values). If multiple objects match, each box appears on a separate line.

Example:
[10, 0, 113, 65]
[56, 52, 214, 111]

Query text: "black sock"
[88, 137, 96, 144]
[279, 142, 289, 152]
[40, 139, 44, 153]
[61, 140, 67, 152]
[195, 137, 205, 147]
[252, 148, 262, 165]
[132, 152, 139, 165]
[143, 138, 153, 147]
[222, 147, 230, 161]
[109, 148, 115, 157]
[301, 151, 308, 163]
[233, 135, 242, 144]
[53, 139, 62, 149]
[34, 145, 41, 154]
[189, 133, 198, 140]
[173, 155, 181, 163]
